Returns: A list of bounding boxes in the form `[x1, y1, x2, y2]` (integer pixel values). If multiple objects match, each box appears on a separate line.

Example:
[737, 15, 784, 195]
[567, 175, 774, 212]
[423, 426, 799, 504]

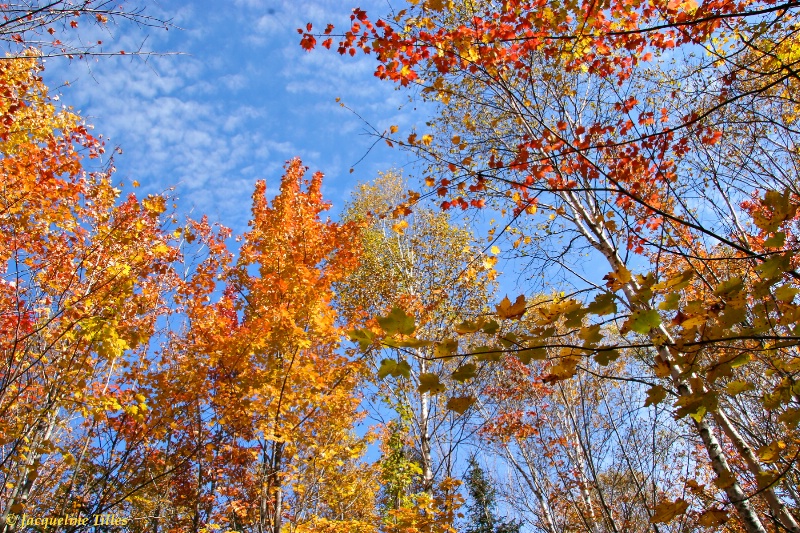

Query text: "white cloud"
[40, 0, 424, 231]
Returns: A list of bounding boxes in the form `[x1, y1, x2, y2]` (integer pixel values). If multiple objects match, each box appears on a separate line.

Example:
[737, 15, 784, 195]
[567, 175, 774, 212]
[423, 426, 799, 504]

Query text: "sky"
[35, 0, 560, 297]
[42, 0, 424, 231]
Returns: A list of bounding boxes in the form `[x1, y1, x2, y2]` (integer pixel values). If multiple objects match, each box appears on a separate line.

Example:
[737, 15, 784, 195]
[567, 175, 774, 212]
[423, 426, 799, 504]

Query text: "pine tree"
[464, 458, 521, 533]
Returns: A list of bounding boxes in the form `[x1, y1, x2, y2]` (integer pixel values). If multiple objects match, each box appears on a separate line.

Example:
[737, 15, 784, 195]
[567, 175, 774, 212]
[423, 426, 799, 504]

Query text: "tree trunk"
[419, 357, 434, 492]
[559, 188, 769, 533]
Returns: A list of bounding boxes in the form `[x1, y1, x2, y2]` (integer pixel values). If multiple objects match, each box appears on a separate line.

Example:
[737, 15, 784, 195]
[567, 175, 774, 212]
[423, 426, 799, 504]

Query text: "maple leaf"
[450, 363, 477, 382]
[650, 498, 689, 524]
[698, 508, 728, 527]
[378, 306, 417, 336]
[495, 294, 527, 319]
[446, 396, 475, 414]
[418, 373, 446, 395]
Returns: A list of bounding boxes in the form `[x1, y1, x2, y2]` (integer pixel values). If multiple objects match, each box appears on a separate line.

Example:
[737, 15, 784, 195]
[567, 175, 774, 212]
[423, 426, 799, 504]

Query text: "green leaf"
[658, 292, 680, 310]
[451, 363, 477, 382]
[434, 338, 459, 358]
[517, 346, 547, 364]
[586, 292, 617, 316]
[378, 359, 397, 380]
[725, 380, 754, 396]
[498, 332, 518, 348]
[378, 307, 416, 336]
[756, 253, 792, 280]
[713, 277, 743, 298]
[394, 361, 411, 378]
[378, 359, 411, 380]
[474, 346, 503, 362]
[454, 319, 484, 334]
[629, 309, 661, 334]
[481, 319, 500, 334]
[644, 385, 668, 407]
[578, 324, 603, 345]
[764, 231, 786, 248]
[418, 373, 446, 395]
[564, 307, 589, 328]
[718, 305, 746, 328]
[778, 408, 800, 428]
[446, 395, 476, 414]
[593, 348, 620, 366]
[729, 352, 750, 368]
[774, 284, 799, 302]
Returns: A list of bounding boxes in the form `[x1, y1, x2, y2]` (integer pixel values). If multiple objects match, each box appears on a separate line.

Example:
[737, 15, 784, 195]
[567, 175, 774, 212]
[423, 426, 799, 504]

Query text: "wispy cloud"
[42, 0, 424, 228]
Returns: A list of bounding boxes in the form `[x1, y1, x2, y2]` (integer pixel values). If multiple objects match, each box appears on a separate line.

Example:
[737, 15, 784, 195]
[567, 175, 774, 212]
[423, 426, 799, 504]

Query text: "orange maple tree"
[146, 159, 376, 533]
[0, 54, 180, 529]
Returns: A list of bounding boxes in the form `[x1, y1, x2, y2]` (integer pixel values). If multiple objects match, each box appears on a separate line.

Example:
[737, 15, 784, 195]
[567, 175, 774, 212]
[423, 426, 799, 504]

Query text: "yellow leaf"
[418, 373, 445, 395]
[446, 396, 476, 414]
[698, 508, 728, 527]
[392, 220, 409, 234]
[650, 498, 689, 524]
[142, 194, 167, 215]
[757, 440, 786, 463]
[496, 294, 527, 319]
[427, 0, 452, 10]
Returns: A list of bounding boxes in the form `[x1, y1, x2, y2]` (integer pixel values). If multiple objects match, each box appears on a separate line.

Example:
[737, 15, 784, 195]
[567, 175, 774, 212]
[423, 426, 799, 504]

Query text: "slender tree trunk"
[259, 442, 284, 533]
[712, 410, 800, 533]
[505, 444, 558, 533]
[419, 357, 434, 492]
[559, 187, 770, 533]
[1, 410, 58, 533]
[561, 425, 601, 533]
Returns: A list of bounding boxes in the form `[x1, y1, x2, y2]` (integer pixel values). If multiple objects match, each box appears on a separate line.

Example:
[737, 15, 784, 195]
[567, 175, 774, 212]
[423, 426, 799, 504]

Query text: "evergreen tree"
[464, 457, 522, 533]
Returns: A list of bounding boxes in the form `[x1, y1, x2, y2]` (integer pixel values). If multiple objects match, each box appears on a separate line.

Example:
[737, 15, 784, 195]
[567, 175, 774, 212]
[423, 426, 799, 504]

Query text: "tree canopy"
[2, 0, 800, 531]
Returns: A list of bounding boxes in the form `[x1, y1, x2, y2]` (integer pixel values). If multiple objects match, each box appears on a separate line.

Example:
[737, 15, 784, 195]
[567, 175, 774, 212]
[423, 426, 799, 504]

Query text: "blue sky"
[38, 0, 555, 297]
[42, 0, 423, 230]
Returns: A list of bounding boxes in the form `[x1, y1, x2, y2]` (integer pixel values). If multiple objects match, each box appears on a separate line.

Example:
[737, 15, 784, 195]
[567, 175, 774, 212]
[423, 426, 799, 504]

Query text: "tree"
[0, 1, 170, 58]
[463, 457, 520, 533]
[340, 172, 496, 496]
[302, 0, 800, 531]
[0, 55, 379, 532]
[479, 347, 709, 533]
[146, 158, 377, 533]
[0, 55, 180, 531]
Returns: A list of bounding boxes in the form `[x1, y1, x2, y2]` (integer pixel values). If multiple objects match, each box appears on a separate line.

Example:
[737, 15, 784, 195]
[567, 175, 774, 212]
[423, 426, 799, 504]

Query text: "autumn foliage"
[5, 0, 800, 530]
[0, 54, 179, 528]
[301, 0, 800, 531]
[0, 56, 375, 532]
[161, 159, 373, 533]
